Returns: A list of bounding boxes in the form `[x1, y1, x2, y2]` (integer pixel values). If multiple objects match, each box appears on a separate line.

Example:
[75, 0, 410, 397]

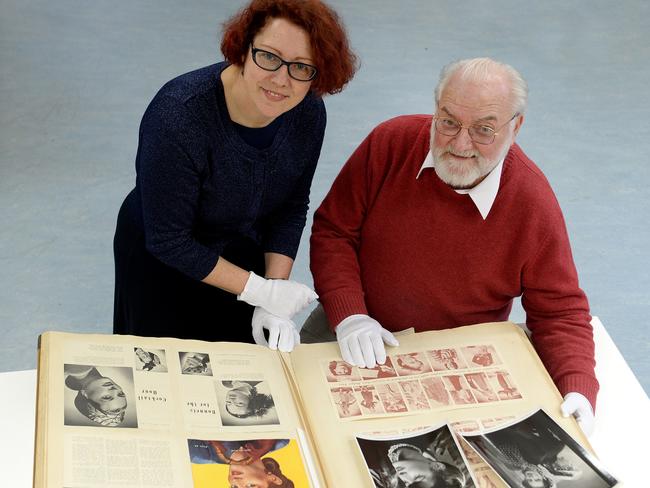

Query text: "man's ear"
[512, 113, 525, 138]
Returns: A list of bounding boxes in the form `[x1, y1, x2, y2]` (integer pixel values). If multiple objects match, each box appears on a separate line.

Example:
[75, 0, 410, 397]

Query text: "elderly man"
[309, 58, 598, 434]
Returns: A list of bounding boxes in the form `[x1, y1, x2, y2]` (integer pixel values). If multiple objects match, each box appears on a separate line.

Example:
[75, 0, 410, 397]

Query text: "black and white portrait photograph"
[63, 364, 138, 428]
[357, 423, 476, 488]
[179, 352, 212, 376]
[216, 379, 279, 427]
[462, 409, 618, 488]
[134, 347, 167, 372]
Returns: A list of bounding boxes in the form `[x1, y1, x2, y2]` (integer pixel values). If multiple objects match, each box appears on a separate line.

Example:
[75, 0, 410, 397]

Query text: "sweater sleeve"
[136, 95, 222, 281]
[261, 102, 326, 258]
[521, 207, 599, 409]
[310, 127, 387, 328]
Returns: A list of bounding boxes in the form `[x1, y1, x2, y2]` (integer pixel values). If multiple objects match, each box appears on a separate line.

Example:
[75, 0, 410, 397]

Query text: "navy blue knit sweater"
[125, 62, 326, 281]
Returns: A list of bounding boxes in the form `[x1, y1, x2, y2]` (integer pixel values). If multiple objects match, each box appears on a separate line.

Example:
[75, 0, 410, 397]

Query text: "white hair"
[434, 57, 528, 114]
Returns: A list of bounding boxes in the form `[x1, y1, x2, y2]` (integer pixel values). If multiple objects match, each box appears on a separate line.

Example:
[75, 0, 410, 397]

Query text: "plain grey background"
[1, 0, 648, 394]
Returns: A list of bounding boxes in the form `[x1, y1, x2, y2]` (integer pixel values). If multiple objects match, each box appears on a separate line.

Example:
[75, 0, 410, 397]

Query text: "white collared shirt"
[416, 152, 504, 220]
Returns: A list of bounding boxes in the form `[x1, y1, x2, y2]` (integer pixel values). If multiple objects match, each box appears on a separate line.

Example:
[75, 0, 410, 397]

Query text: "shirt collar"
[416, 152, 504, 220]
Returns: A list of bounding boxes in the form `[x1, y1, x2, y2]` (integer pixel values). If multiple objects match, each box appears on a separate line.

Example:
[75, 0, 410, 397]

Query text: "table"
[1, 317, 647, 486]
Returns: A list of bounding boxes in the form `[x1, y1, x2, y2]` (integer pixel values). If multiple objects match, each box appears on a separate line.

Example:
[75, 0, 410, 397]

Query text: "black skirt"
[113, 196, 264, 343]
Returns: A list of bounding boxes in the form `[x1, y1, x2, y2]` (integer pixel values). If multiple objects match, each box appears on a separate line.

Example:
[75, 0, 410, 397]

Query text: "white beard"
[431, 140, 511, 189]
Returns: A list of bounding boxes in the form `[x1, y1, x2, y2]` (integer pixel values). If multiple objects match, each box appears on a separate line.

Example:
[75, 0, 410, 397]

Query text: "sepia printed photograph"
[393, 352, 433, 376]
[358, 357, 399, 380]
[356, 423, 476, 488]
[355, 385, 385, 415]
[215, 380, 279, 426]
[462, 409, 618, 488]
[324, 359, 362, 382]
[460, 345, 502, 368]
[427, 348, 469, 371]
[63, 364, 138, 428]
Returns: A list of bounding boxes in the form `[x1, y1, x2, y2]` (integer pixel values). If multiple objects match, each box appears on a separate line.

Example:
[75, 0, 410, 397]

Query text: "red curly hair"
[221, 0, 357, 96]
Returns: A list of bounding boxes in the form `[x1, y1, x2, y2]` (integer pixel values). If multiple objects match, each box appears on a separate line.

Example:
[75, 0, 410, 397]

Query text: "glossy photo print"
[357, 423, 476, 488]
[462, 409, 618, 487]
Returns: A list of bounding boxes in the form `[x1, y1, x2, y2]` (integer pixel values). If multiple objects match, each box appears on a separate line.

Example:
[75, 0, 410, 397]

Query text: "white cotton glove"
[335, 314, 399, 368]
[237, 271, 318, 319]
[251, 307, 300, 352]
[561, 392, 595, 437]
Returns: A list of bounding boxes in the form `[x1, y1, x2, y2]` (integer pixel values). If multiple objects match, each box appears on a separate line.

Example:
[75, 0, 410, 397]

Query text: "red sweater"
[310, 115, 599, 408]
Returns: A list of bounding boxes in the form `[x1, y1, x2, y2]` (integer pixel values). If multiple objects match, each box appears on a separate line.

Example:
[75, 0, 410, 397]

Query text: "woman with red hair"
[113, 0, 357, 349]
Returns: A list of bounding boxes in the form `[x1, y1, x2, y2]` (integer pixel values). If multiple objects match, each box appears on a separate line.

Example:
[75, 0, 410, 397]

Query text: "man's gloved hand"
[561, 391, 595, 436]
[251, 307, 300, 352]
[335, 314, 399, 368]
[237, 271, 318, 319]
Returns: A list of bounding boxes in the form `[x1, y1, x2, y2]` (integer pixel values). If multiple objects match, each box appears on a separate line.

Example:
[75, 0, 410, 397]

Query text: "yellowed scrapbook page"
[288, 321, 592, 488]
[34, 331, 322, 488]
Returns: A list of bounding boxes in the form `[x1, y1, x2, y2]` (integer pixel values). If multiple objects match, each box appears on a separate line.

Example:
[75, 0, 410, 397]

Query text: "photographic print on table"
[216, 380, 279, 426]
[63, 364, 138, 428]
[134, 346, 167, 372]
[356, 423, 476, 488]
[462, 409, 619, 488]
[179, 352, 212, 376]
[187, 437, 311, 488]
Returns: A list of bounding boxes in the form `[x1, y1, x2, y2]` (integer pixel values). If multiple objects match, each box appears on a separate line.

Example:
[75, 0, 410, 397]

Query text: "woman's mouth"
[262, 87, 287, 101]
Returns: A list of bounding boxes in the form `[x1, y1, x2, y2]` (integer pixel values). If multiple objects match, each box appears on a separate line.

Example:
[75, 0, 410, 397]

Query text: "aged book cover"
[34, 321, 597, 487]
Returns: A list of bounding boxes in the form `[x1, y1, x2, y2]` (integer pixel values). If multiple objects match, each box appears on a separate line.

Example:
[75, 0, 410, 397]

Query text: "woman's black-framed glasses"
[251, 46, 318, 82]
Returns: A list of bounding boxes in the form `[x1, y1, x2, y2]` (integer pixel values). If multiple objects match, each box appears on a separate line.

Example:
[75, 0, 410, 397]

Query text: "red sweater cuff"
[321, 292, 368, 330]
[556, 373, 600, 412]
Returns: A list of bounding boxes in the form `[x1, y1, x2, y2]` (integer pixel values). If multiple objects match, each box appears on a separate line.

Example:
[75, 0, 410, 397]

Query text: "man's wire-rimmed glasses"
[251, 46, 318, 82]
[433, 112, 520, 145]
